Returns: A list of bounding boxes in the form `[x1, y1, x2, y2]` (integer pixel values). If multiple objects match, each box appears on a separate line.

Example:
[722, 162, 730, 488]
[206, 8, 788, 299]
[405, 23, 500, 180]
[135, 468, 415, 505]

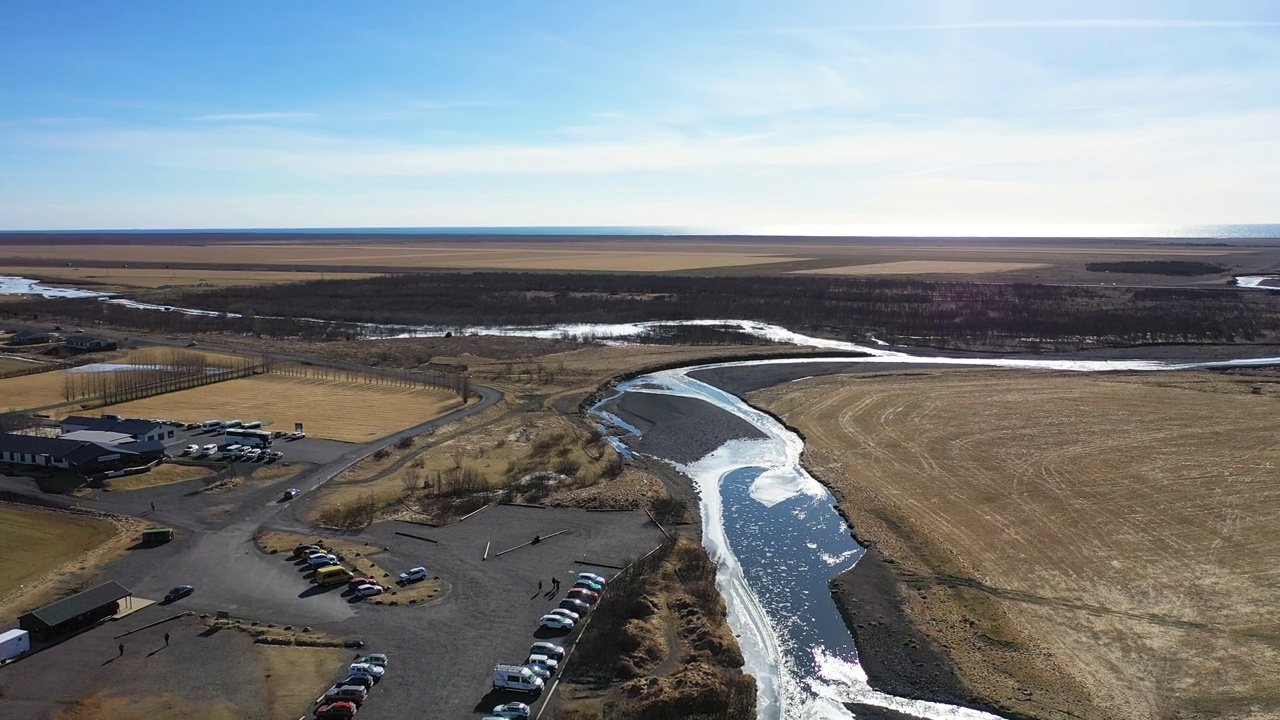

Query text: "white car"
[182, 444, 199, 455]
[548, 608, 580, 622]
[243, 448, 262, 461]
[201, 443, 218, 455]
[522, 663, 550, 681]
[398, 567, 428, 583]
[539, 614, 575, 630]
[577, 572, 607, 586]
[290, 431, 306, 440]
[307, 554, 339, 567]
[355, 583, 383, 598]
[357, 653, 388, 668]
[491, 702, 531, 719]
[349, 662, 385, 678]
[529, 642, 565, 660]
[526, 654, 560, 672]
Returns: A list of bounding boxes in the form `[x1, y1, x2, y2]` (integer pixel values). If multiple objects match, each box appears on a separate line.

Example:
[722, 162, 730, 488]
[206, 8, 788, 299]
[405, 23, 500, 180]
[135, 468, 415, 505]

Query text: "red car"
[568, 587, 599, 603]
[347, 577, 375, 591]
[316, 700, 357, 718]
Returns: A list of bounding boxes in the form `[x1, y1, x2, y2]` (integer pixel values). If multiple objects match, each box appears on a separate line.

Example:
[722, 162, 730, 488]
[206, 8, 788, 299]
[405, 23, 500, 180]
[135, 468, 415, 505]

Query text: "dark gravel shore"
[829, 549, 977, 710]
[601, 389, 765, 465]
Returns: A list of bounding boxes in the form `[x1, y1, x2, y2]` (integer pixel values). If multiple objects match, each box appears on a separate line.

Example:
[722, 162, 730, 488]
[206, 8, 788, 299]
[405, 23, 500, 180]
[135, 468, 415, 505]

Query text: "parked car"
[244, 449, 263, 462]
[560, 598, 591, 615]
[397, 567, 428, 584]
[347, 576, 376, 590]
[323, 684, 367, 706]
[357, 653, 388, 667]
[315, 700, 358, 718]
[348, 661, 385, 679]
[281, 488, 299, 500]
[266, 450, 284, 461]
[539, 614, 575, 630]
[184, 422, 201, 430]
[568, 588, 599, 604]
[574, 578, 604, 592]
[529, 641, 565, 660]
[182, 444, 198, 455]
[526, 653, 560, 673]
[491, 702, 532, 719]
[522, 663, 550, 681]
[577, 572, 607, 586]
[307, 554, 339, 567]
[548, 608, 580, 622]
[354, 583, 383, 598]
[336, 674, 374, 689]
[272, 430, 288, 438]
[290, 431, 306, 440]
[200, 443, 218, 455]
[293, 544, 322, 557]
[164, 585, 195, 602]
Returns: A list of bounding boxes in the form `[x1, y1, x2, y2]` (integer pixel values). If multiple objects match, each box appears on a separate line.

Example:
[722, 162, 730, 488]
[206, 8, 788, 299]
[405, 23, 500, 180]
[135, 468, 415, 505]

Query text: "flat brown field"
[0, 241, 809, 272]
[2, 236, 1271, 281]
[793, 260, 1048, 275]
[99, 374, 467, 442]
[753, 370, 1280, 720]
[0, 504, 119, 594]
[0, 355, 37, 374]
[0, 265, 378, 291]
[0, 369, 71, 411]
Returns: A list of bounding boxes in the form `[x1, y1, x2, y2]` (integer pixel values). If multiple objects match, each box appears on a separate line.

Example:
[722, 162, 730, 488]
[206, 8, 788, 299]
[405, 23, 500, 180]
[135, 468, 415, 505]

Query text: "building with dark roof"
[60, 415, 173, 443]
[64, 335, 118, 352]
[7, 331, 59, 346]
[19, 581, 132, 640]
[0, 432, 165, 473]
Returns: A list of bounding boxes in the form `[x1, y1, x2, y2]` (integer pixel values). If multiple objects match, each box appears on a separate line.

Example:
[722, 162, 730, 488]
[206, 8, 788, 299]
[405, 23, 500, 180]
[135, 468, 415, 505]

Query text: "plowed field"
[753, 369, 1280, 720]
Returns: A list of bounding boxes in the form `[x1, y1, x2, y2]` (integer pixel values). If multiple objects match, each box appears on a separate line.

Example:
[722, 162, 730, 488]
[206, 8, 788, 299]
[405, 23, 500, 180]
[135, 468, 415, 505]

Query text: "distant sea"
[3, 224, 1279, 238]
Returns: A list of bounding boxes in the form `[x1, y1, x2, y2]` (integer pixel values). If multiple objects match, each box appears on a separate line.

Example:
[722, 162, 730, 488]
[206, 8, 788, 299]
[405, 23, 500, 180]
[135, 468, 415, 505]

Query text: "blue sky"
[1, 1, 1278, 230]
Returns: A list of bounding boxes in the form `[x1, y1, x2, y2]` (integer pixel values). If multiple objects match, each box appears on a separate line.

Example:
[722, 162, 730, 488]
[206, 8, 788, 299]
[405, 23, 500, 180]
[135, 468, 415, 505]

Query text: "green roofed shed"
[19, 581, 132, 640]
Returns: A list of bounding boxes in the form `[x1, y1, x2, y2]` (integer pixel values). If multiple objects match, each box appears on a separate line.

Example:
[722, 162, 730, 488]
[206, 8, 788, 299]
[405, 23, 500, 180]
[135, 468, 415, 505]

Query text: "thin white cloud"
[749, 19, 1280, 34]
[192, 112, 317, 122]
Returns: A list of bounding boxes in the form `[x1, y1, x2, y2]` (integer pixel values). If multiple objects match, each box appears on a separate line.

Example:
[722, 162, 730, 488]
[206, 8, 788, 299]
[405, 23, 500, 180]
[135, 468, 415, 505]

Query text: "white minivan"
[492, 664, 544, 694]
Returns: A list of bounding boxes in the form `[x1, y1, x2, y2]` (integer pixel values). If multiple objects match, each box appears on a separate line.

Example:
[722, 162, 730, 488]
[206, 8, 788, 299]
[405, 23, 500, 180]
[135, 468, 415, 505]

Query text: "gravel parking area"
[338, 506, 668, 719]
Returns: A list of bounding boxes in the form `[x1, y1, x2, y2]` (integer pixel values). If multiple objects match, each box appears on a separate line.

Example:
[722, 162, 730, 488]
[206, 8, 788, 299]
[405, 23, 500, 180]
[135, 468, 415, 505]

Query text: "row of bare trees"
[62, 349, 264, 405]
[268, 360, 469, 398]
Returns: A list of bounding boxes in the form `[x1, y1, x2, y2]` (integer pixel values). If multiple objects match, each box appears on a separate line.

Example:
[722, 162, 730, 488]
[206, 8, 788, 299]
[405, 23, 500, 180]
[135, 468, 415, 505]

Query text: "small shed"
[18, 581, 132, 640]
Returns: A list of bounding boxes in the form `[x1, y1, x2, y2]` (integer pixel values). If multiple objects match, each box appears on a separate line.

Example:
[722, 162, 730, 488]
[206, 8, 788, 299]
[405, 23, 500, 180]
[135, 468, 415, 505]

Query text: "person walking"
[164, 632, 170, 646]
[551, 576, 559, 591]
[118, 643, 124, 656]
[538, 580, 543, 592]
[150, 501, 155, 512]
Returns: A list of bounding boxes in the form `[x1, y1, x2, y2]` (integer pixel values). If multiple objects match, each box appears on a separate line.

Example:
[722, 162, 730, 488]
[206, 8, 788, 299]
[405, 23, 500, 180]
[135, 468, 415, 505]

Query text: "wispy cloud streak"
[192, 112, 316, 122]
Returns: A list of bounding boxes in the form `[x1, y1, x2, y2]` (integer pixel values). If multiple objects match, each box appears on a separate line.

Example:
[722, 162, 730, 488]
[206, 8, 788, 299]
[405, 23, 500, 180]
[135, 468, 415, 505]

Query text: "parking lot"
[0, 501, 666, 720]
[160, 422, 355, 467]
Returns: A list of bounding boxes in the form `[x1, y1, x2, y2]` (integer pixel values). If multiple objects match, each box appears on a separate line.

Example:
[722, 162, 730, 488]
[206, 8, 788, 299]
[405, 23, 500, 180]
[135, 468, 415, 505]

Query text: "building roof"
[60, 416, 162, 436]
[0, 432, 80, 457]
[23, 581, 131, 627]
[60, 430, 136, 445]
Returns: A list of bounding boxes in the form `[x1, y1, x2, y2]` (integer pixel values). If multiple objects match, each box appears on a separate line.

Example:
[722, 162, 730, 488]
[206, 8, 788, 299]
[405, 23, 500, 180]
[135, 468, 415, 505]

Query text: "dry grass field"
[0, 241, 809, 272]
[0, 369, 70, 411]
[98, 373, 467, 442]
[3, 236, 1273, 281]
[0, 266, 378, 291]
[104, 463, 215, 491]
[0, 355, 36, 375]
[753, 369, 1280, 720]
[0, 504, 119, 594]
[792, 260, 1048, 275]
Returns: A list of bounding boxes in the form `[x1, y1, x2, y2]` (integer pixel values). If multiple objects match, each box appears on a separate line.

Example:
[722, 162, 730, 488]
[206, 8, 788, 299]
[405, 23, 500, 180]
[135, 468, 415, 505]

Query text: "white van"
[243, 421, 263, 429]
[492, 664, 544, 694]
[201, 420, 224, 431]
